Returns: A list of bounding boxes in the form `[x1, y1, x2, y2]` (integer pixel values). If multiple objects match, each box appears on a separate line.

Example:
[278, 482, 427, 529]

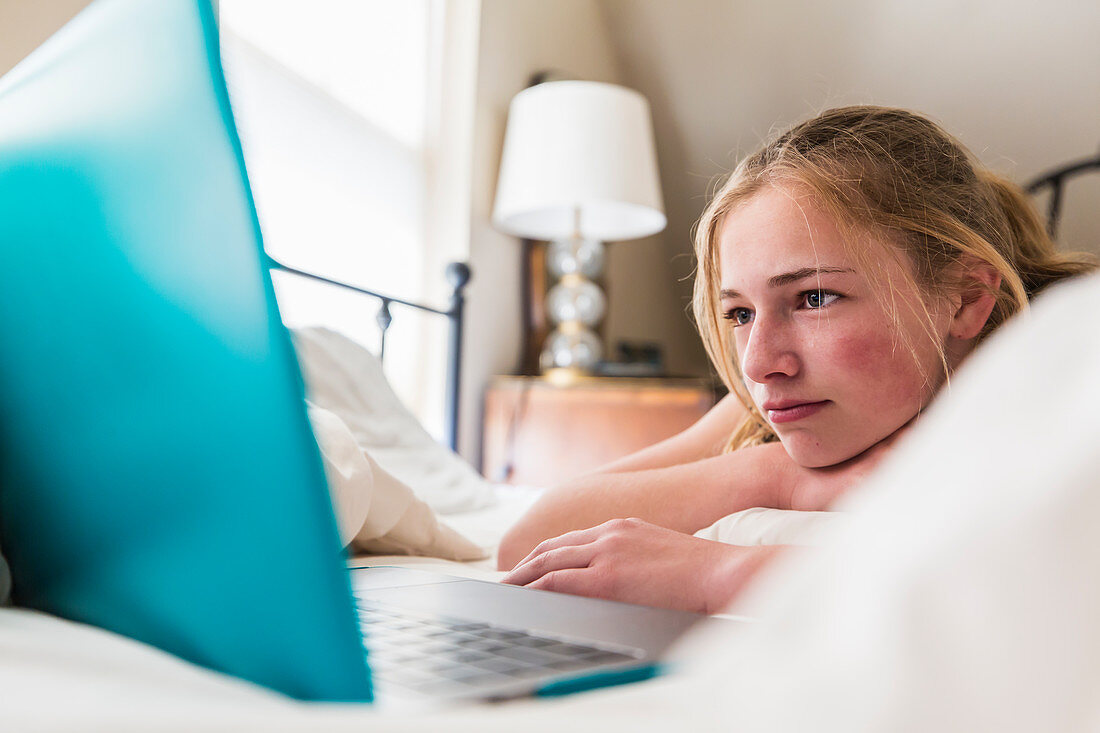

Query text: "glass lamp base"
[540, 324, 602, 373]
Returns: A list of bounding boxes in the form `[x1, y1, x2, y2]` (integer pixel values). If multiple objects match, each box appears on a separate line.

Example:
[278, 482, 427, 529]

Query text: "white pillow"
[695, 507, 846, 546]
[291, 327, 496, 515]
[307, 403, 485, 560]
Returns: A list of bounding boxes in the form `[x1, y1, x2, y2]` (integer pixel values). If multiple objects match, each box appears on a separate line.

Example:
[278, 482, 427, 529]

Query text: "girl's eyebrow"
[720, 266, 854, 299]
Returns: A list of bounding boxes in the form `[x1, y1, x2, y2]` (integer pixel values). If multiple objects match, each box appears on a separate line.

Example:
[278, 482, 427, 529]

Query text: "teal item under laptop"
[0, 0, 703, 704]
[0, 0, 371, 701]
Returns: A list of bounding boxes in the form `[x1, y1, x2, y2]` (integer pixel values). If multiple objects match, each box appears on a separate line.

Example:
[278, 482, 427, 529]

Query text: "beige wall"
[469, 1, 1100, 407]
[464, 0, 637, 462]
[596, 0, 1100, 377]
[464, 0, 708, 462]
[0, 0, 92, 76]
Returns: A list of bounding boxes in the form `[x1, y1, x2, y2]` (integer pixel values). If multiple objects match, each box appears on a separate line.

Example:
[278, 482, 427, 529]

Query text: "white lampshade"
[492, 81, 666, 242]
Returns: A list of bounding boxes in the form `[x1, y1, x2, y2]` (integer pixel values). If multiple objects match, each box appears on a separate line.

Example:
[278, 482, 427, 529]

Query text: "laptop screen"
[0, 0, 371, 701]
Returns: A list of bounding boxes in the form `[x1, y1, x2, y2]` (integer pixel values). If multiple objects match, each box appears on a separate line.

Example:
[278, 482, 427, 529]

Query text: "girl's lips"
[767, 400, 830, 424]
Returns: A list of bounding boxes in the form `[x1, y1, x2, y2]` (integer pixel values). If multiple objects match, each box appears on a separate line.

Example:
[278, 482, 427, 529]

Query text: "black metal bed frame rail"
[266, 256, 471, 453]
[1026, 149, 1100, 239]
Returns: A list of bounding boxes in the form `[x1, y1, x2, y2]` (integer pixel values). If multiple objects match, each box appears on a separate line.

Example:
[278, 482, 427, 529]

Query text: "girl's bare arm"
[497, 394, 906, 571]
[590, 393, 748, 474]
[496, 394, 802, 570]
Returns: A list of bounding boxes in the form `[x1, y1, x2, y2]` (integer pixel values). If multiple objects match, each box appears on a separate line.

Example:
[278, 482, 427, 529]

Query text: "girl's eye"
[724, 307, 754, 326]
[802, 290, 840, 309]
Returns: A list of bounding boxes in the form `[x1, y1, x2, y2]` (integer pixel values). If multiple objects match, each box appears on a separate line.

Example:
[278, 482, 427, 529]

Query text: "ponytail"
[979, 170, 1096, 300]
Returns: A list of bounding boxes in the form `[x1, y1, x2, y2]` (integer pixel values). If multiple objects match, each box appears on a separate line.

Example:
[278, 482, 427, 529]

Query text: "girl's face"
[719, 185, 954, 468]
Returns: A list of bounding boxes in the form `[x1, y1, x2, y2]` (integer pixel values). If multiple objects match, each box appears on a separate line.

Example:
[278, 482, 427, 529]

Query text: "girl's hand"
[501, 518, 785, 614]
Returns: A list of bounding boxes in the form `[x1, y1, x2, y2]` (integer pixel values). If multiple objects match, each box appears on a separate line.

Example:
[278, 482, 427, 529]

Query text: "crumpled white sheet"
[6, 274, 1100, 731]
[308, 402, 485, 561]
[292, 327, 497, 515]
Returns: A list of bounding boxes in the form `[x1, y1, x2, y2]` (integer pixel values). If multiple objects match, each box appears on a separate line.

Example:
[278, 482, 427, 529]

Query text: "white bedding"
[293, 327, 497, 515]
[349, 483, 543, 579]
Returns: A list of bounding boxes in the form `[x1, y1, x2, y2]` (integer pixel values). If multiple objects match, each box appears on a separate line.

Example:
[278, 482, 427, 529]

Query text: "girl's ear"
[950, 261, 1001, 340]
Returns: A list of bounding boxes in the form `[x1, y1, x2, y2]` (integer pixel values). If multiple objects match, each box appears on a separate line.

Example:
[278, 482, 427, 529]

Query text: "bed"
[5, 269, 1100, 732]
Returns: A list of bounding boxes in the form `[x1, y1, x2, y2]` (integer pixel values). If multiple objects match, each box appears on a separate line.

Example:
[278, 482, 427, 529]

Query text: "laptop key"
[403, 625, 443, 636]
[453, 635, 494, 647]
[423, 629, 468, 640]
[538, 641, 601, 657]
[494, 646, 565, 665]
[511, 664, 559, 678]
[543, 657, 599, 671]
[513, 636, 560, 648]
[448, 670, 513, 686]
[579, 650, 635, 664]
[460, 639, 513, 653]
[479, 629, 528, 641]
[467, 657, 531, 674]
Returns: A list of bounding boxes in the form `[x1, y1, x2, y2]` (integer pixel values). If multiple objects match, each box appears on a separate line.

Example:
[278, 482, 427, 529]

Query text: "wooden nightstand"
[482, 376, 718, 487]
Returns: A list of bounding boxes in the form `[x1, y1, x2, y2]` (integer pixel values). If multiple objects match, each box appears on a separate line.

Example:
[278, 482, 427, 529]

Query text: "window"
[220, 0, 461, 438]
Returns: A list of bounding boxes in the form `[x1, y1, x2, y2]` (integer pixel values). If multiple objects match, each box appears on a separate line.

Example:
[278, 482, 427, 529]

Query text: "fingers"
[526, 568, 601, 598]
[507, 524, 612, 573]
[502, 543, 597, 587]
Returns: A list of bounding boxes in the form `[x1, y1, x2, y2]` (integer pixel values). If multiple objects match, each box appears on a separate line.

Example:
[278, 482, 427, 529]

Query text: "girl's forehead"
[718, 188, 857, 273]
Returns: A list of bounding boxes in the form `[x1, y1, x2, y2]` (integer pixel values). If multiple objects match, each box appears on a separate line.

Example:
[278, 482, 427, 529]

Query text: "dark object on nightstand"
[595, 341, 665, 378]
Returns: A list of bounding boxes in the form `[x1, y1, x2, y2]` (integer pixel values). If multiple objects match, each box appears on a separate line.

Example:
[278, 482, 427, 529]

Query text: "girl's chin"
[780, 417, 918, 468]
[779, 436, 866, 469]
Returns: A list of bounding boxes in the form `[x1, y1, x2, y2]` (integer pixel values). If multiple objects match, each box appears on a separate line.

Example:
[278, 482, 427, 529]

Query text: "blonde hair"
[693, 106, 1096, 451]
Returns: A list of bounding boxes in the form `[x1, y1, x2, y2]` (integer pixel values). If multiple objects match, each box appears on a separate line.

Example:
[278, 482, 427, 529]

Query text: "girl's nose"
[739, 316, 800, 384]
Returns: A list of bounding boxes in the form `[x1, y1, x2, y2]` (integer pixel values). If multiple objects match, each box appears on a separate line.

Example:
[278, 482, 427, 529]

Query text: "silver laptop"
[349, 565, 699, 702]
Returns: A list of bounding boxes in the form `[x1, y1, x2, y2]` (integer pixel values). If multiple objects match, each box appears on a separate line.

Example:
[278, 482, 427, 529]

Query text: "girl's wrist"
[705, 543, 787, 614]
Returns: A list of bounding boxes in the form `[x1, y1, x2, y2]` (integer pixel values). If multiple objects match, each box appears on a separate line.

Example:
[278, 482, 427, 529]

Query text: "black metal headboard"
[1026, 147, 1100, 239]
[266, 257, 471, 453]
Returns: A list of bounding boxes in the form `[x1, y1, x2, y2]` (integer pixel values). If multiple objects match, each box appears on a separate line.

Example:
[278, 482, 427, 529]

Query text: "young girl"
[498, 106, 1095, 612]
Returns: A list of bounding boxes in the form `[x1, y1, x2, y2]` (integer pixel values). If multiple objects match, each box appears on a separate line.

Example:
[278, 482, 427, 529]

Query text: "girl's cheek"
[835, 328, 930, 406]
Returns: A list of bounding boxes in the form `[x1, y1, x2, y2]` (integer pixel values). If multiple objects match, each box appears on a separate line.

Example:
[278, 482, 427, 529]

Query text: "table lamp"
[492, 80, 666, 378]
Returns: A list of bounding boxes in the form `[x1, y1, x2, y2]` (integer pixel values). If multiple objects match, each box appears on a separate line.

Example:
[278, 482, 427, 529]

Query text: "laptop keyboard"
[356, 598, 644, 696]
